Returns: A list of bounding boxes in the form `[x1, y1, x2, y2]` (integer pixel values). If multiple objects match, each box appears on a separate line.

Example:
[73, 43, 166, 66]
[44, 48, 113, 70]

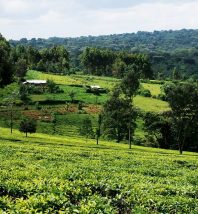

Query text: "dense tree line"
[0, 34, 70, 87]
[11, 44, 70, 76]
[80, 47, 152, 78]
[10, 29, 198, 79]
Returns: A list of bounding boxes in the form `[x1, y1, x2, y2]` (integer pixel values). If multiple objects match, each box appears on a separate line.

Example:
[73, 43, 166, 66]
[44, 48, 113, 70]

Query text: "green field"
[0, 70, 171, 142]
[142, 83, 162, 96]
[0, 127, 197, 213]
[26, 70, 119, 89]
[25, 70, 170, 112]
[134, 96, 170, 112]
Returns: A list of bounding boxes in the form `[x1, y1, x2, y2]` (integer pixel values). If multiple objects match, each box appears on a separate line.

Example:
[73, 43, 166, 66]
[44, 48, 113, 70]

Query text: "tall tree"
[102, 87, 136, 143]
[120, 69, 140, 102]
[120, 69, 140, 148]
[0, 34, 13, 87]
[164, 82, 198, 154]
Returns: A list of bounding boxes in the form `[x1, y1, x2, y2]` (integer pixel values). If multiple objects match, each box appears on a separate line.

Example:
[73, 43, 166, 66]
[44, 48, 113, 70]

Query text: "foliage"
[139, 88, 152, 97]
[79, 117, 94, 141]
[96, 114, 102, 145]
[144, 112, 173, 149]
[19, 117, 37, 137]
[80, 47, 152, 78]
[120, 69, 140, 100]
[10, 29, 198, 78]
[102, 87, 137, 143]
[10, 43, 70, 76]
[0, 34, 14, 87]
[164, 82, 198, 154]
[19, 84, 31, 106]
[38, 46, 70, 74]
[14, 58, 28, 78]
[68, 90, 76, 103]
[46, 79, 63, 94]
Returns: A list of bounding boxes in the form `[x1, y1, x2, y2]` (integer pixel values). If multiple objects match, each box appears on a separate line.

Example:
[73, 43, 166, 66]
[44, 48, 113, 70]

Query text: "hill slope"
[0, 127, 197, 213]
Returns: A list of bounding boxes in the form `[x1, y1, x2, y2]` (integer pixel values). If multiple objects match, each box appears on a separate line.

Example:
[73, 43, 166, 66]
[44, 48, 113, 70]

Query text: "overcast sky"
[0, 0, 198, 40]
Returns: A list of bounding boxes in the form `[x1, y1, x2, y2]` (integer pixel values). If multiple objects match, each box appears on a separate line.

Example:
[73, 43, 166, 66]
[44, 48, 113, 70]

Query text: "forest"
[10, 29, 198, 79]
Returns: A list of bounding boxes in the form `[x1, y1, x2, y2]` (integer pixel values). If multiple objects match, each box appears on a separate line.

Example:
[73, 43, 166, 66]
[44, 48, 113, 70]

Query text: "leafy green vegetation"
[10, 29, 198, 79]
[0, 127, 197, 213]
[0, 70, 170, 146]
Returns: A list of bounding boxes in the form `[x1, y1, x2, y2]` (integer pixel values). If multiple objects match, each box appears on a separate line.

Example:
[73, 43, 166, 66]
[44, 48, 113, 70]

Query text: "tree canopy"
[0, 34, 13, 87]
[164, 82, 198, 154]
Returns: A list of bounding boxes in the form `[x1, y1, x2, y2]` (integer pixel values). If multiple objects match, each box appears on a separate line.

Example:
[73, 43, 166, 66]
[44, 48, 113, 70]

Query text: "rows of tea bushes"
[0, 128, 197, 213]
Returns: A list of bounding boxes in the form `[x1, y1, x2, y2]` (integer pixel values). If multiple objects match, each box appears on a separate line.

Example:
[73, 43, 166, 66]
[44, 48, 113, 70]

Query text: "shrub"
[19, 117, 37, 137]
[46, 80, 64, 94]
[139, 88, 151, 97]
[157, 94, 167, 101]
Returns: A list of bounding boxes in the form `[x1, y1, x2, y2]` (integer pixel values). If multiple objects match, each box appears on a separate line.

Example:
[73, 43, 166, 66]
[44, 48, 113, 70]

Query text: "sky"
[0, 0, 198, 40]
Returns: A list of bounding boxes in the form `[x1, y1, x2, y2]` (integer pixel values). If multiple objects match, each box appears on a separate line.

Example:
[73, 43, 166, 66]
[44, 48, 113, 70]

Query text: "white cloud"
[0, 0, 198, 39]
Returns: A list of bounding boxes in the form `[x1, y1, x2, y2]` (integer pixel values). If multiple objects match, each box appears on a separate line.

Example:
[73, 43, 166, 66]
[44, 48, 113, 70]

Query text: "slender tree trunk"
[96, 135, 99, 145]
[10, 108, 13, 134]
[26, 132, 27, 137]
[179, 144, 183, 154]
[129, 127, 131, 149]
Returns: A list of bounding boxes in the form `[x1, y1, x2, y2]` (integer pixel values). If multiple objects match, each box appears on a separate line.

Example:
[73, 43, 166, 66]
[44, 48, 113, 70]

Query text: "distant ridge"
[9, 29, 198, 78]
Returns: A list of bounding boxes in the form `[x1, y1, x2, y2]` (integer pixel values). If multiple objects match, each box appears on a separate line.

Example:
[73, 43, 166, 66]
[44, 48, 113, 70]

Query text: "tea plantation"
[0, 127, 197, 213]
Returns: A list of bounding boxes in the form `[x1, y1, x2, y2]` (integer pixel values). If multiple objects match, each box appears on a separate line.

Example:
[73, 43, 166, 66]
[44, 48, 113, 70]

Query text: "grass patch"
[26, 70, 119, 89]
[142, 83, 162, 96]
[134, 96, 170, 112]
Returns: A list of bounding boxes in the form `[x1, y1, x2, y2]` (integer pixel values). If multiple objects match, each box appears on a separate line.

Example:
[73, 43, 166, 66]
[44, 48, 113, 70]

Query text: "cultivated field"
[0, 70, 170, 139]
[0, 127, 197, 213]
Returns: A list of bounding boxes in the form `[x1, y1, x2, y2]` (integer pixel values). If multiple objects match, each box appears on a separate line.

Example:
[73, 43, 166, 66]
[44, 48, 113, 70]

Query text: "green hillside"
[0, 70, 170, 141]
[26, 70, 169, 112]
[10, 29, 198, 78]
[0, 127, 197, 213]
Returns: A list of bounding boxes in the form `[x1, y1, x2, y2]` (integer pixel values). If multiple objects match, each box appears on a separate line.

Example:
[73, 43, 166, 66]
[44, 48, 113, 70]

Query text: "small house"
[23, 80, 47, 92]
[23, 80, 47, 86]
[86, 85, 107, 94]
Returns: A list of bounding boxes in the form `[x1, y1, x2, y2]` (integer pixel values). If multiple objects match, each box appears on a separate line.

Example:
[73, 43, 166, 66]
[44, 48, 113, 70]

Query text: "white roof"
[90, 85, 101, 89]
[23, 80, 47, 84]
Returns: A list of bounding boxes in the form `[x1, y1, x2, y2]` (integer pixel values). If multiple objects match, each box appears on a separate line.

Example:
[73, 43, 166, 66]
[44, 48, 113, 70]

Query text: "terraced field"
[26, 70, 170, 112]
[0, 70, 171, 141]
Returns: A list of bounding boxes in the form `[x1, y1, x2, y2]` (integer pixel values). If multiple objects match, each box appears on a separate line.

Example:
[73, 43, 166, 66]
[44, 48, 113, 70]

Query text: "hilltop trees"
[39, 46, 70, 74]
[80, 47, 152, 78]
[0, 34, 14, 87]
[80, 47, 115, 76]
[10, 43, 70, 77]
